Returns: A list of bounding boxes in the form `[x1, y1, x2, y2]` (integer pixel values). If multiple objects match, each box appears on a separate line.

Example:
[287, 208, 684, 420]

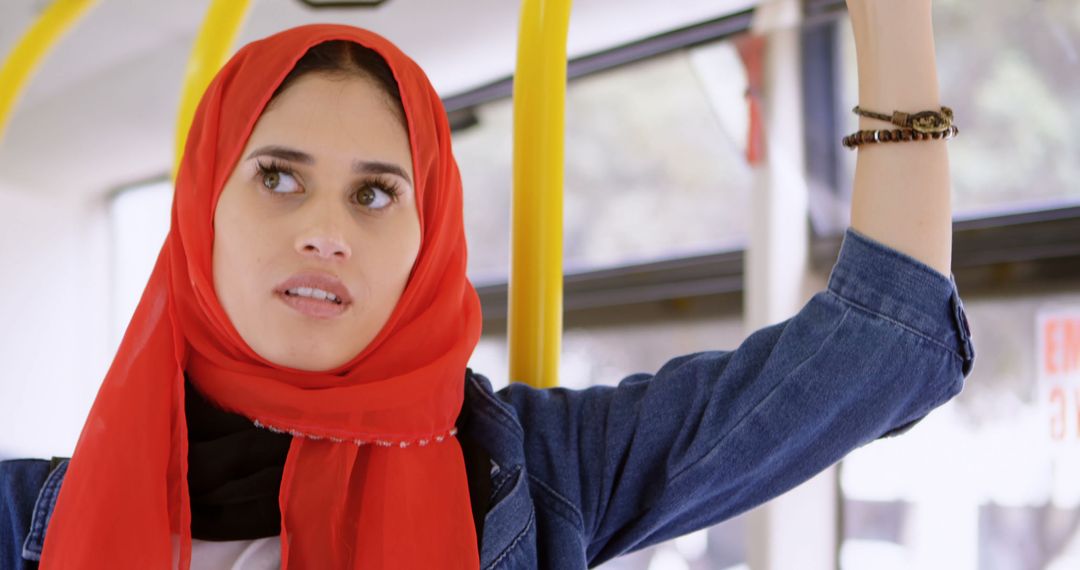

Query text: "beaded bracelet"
[842, 105, 958, 150]
[842, 124, 959, 149]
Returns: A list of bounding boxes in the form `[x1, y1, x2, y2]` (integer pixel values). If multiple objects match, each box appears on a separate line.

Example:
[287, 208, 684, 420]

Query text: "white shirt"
[188, 536, 281, 569]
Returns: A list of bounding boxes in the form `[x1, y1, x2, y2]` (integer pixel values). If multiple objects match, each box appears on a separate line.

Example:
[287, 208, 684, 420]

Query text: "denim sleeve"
[0, 459, 55, 570]
[496, 226, 975, 567]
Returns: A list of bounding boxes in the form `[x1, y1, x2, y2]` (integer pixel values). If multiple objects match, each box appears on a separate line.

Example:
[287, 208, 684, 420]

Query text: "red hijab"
[40, 24, 482, 569]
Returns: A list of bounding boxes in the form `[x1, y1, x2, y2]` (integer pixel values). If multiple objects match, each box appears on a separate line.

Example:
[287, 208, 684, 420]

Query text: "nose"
[296, 233, 351, 261]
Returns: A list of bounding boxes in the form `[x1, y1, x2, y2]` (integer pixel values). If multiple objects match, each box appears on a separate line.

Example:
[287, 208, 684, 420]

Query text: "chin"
[275, 354, 345, 372]
[245, 333, 338, 370]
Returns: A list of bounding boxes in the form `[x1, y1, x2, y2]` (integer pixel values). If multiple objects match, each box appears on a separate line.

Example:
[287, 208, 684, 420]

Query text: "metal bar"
[443, 8, 754, 114]
[508, 0, 572, 388]
[478, 214, 1080, 326]
[0, 0, 100, 144]
[441, 5, 855, 116]
[173, 0, 252, 181]
[477, 249, 745, 320]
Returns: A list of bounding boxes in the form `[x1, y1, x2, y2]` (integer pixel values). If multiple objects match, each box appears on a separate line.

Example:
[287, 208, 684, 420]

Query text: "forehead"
[248, 73, 413, 173]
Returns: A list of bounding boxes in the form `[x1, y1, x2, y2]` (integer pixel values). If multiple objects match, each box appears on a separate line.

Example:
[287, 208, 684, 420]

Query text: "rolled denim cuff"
[827, 226, 975, 376]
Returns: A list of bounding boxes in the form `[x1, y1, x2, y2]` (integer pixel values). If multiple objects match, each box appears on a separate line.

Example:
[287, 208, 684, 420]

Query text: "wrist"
[857, 66, 941, 130]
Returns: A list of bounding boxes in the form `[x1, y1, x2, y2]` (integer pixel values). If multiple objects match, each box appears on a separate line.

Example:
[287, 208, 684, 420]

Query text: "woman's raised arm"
[846, 0, 954, 278]
[493, 228, 974, 567]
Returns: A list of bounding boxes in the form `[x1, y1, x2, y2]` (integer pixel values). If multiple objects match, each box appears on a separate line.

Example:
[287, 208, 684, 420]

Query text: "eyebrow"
[245, 145, 412, 185]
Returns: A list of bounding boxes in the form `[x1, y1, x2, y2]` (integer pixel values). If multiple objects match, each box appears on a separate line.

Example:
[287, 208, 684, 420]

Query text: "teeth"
[285, 287, 341, 304]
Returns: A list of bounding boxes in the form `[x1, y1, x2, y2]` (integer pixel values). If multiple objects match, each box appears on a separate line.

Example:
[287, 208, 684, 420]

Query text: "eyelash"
[253, 159, 402, 210]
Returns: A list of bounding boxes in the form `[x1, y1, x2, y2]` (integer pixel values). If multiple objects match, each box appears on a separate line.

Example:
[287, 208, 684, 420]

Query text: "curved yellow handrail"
[0, 0, 99, 144]
[508, 0, 573, 388]
[172, 0, 252, 181]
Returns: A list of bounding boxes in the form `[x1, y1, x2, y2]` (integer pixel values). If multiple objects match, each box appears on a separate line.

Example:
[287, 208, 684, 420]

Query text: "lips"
[274, 269, 354, 317]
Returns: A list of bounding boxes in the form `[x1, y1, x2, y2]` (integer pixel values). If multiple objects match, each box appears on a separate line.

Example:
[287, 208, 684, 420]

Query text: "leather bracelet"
[842, 105, 958, 150]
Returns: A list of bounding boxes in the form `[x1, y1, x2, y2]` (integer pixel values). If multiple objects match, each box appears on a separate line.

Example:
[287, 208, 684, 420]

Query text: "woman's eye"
[257, 162, 301, 195]
[354, 183, 397, 211]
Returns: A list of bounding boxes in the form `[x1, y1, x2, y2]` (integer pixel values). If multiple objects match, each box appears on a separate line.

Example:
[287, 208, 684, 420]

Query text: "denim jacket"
[1, 226, 975, 569]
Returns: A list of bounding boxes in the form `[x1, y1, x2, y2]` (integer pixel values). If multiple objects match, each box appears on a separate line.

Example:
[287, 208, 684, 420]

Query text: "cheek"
[212, 188, 272, 309]
[363, 241, 415, 297]
[211, 222, 250, 318]
[392, 210, 422, 286]
[363, 218, 421, 305]
[216, 226, 275, 293]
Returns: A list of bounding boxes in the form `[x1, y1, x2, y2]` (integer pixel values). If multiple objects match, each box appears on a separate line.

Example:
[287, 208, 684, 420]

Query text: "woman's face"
[213, 72, 420, 372]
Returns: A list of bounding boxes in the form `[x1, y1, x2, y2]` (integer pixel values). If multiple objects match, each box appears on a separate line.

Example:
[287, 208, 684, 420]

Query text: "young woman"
[2, 1, 974, 568]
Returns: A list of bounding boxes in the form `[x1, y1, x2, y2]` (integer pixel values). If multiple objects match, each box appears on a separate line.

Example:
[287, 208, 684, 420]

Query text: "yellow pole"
[0, 0, 99, 144]
[509, 0, 572, 388]
[172, 0, 252, 181]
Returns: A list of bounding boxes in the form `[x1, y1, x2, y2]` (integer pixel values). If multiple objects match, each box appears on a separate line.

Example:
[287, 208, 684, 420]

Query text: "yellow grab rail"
[508, 0, 572, 388]
[172, 0, 252, 181]
[0, 0, 99, 144]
